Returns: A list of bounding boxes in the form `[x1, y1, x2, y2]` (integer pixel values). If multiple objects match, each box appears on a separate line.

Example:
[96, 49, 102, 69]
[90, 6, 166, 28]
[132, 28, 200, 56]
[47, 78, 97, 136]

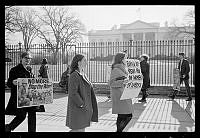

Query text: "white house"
[87, 20, 194, 58]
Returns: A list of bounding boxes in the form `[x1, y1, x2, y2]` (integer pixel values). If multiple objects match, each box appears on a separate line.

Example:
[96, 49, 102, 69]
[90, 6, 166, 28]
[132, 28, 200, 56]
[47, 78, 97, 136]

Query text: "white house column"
[143, 33, 145, 41]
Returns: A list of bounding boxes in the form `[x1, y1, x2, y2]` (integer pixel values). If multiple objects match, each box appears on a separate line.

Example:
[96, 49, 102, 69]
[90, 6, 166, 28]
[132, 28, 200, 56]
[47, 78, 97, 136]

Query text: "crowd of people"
[5, 50, 192, 132]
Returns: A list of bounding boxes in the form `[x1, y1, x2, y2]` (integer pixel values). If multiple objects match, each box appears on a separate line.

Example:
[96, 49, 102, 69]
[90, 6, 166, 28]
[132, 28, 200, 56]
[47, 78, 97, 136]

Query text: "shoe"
[138, 99, 146, 102]
[186, 98, 192, 101]
[168, 95, 175, 100]
[145, 92, 149, 98]
[5, 124, 11, 132]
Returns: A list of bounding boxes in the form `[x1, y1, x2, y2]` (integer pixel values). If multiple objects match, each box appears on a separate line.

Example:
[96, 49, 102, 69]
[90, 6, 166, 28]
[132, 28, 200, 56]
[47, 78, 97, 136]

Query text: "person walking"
[38, 58, 48, 78]
[109, 52, 133, 132]
[138, 54, 150, 103]
[59, 65, 70, 92]
[169, 52, 192, 101]
[66, 54, 98, 132]
[5, 52, 45, 132]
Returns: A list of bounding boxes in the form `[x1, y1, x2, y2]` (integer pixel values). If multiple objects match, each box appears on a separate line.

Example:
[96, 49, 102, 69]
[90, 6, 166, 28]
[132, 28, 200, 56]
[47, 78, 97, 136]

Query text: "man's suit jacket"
[178, 59, 190, 80]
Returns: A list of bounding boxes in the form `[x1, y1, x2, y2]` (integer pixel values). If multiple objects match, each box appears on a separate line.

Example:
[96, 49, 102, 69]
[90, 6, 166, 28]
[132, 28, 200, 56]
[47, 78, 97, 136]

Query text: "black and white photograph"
[5, 5, 195, 133]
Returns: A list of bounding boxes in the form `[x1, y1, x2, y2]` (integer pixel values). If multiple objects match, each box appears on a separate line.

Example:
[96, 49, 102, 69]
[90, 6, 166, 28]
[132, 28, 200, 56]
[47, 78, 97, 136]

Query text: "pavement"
[5, 92, 195, 132]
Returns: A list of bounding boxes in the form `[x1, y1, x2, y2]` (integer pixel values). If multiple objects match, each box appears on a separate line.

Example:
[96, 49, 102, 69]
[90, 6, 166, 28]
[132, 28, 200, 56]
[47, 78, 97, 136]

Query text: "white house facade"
[87, 20, 194, 58]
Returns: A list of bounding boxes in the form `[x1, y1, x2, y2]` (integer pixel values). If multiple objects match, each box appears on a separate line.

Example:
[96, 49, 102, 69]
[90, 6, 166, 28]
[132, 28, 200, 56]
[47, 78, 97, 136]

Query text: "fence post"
[18, 42, 22, 60]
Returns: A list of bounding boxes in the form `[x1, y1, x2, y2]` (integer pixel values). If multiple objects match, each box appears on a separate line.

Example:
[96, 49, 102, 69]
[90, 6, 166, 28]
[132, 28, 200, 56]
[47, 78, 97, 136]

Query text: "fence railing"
[5, 40, 195, 87]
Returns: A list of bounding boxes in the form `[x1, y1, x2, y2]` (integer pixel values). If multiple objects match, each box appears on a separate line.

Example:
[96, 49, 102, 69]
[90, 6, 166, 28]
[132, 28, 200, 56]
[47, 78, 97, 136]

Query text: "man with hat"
[169, 52, 192, 101]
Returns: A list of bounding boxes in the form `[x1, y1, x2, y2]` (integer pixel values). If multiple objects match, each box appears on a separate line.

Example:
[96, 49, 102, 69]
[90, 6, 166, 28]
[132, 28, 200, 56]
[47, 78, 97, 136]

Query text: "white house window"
[122, 33, 132, 41]
[134, 33, 143, 41]
[145, 32, 155, 40]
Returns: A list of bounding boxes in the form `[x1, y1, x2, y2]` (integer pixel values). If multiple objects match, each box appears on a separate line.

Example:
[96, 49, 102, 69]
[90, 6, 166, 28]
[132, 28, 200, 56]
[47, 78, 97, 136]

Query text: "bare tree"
[5, 6, 19, 33]
[168, 8, 195, 39]
[5, 6, 40, 51]
[36, 6, 86, 64]
[14, 8, 40, 51]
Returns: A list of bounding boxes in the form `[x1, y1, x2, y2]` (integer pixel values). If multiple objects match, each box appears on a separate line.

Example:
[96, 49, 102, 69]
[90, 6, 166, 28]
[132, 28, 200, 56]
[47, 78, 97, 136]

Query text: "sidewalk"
[5, 93, 195, 132]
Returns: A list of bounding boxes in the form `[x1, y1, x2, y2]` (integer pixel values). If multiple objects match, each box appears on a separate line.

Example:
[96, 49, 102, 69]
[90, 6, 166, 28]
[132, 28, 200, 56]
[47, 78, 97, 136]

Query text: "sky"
[69, 5, 194, 31]
[6, 5, 194, 44]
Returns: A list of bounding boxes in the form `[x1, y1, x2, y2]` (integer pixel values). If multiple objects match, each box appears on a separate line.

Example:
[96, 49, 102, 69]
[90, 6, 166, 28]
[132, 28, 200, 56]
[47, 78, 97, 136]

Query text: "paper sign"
[17, 78, 53, 108]
[120, 59, 143, 100]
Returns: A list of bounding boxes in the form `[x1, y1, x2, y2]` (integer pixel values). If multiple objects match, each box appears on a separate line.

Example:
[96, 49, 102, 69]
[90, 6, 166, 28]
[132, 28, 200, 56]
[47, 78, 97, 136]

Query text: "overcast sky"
[6, 5, 194, 44]
[69, 5, 194, 31]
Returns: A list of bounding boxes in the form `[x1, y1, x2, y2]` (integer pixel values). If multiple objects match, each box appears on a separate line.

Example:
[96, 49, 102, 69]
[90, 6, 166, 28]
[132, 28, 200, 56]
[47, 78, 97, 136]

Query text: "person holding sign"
[5, 52, 45, 132]
[109, 52, 133, 132]
[138, 54, 150, 103]
[66, 54, 98, 132]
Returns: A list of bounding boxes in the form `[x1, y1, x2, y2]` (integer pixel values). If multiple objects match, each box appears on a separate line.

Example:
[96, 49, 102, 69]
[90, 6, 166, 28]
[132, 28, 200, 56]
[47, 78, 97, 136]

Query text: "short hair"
[179, 52, 185, 56]
[21, 52, 32, 59]
[42, 58, 48, 64]
[140, 54, 149, 61]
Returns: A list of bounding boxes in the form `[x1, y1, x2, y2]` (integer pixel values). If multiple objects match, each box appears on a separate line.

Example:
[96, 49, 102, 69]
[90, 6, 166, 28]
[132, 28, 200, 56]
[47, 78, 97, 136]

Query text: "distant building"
[88, 20, 194, 58]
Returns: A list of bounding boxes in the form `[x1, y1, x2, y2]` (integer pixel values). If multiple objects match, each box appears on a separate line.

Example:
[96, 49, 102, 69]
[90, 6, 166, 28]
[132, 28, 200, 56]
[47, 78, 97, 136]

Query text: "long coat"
[178, 59, 190, 80]
[109, 64, 132, 114]
[5, 64, 45, 116]
[66, 70, 98, 129]
[140, 60, 150, 90]
[38, 64, 48, 78]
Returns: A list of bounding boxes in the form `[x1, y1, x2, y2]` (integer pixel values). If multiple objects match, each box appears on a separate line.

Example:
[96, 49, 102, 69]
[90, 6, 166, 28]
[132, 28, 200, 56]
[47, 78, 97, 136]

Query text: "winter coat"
[66, 70, 98, 129]
[5, 64, 45, 116]
[140, 60, 150, 90]
[178, 59, 190, 80]
[109, 64, 132, 114]
[38, 64, 48, 78]
[59, 70, 69, 90]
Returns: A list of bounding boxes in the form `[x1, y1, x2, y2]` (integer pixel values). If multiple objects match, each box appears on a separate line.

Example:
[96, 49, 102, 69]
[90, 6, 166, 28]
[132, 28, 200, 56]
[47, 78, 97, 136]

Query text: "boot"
[138, 90, 147, 102]
[186, 97, 192, 101]
[5, 124, 11, 132]
[168, 90, 178, 100]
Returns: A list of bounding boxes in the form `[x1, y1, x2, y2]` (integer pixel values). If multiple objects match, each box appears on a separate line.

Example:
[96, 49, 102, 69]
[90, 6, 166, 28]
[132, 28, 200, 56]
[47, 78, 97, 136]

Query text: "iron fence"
[5, 40, 195, 87]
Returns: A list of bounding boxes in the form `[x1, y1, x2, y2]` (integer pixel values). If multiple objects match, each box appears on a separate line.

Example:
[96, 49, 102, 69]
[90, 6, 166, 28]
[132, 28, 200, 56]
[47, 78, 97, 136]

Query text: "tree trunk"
[52, 52, 58, 65]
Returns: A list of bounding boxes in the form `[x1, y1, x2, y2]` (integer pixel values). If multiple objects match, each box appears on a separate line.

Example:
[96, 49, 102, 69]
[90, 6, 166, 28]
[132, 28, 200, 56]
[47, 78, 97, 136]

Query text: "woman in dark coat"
[5, 52, 45, 132]
[38, 58, 48, 78]
[66, 54, 98, 132]
[138, 54, 150, 102]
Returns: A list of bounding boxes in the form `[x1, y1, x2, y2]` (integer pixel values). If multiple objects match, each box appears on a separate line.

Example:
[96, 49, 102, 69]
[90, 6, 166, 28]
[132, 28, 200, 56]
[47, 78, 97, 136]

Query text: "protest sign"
[172, 68, 180, 91]
[17, 78, 53, 108]
[120, 59, 143, 100]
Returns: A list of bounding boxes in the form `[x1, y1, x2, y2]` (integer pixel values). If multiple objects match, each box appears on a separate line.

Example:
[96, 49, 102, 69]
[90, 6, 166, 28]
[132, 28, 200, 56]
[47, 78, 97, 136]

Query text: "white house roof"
[119, 20, 160, 30]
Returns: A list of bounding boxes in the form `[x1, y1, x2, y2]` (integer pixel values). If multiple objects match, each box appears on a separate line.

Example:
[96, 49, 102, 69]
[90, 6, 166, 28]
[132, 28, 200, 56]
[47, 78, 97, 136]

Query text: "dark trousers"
[173, 78, 192, 98]
[141, 89, 147, 100]
[116, 114, 132, 132]
[8, 110, 36, 132]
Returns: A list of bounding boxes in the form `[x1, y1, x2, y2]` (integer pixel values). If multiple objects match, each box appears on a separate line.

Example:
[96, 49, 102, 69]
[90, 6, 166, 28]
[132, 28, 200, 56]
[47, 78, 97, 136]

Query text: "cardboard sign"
[17, 78, 53, 108]
[173, 68, 180, 91]
[120, 59, 143, 100]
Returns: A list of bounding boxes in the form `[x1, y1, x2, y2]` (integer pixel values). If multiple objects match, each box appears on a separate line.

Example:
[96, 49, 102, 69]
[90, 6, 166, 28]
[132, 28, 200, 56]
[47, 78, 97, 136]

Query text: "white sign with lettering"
[120, 59, 143, 100]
